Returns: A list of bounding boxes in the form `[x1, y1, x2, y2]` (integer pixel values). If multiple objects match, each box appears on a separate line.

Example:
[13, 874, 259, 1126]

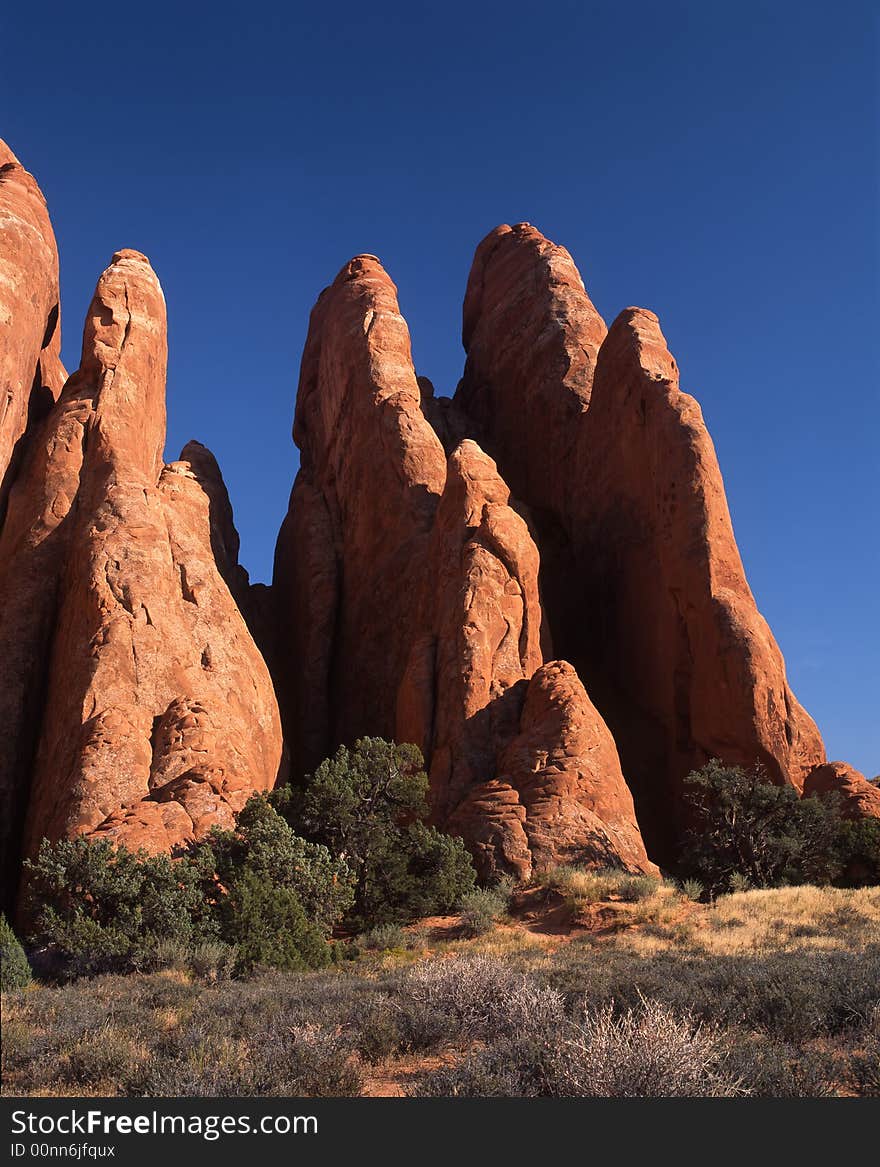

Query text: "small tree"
[204, 794, 354, 931]
[0, 913, 32, 991]
[680, 760, 842, 892]
[290, 738, 476, 925]
[834, 818, 880, 885]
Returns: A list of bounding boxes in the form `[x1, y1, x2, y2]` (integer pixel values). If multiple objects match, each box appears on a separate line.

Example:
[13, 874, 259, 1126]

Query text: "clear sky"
[3, 2, 877, 775]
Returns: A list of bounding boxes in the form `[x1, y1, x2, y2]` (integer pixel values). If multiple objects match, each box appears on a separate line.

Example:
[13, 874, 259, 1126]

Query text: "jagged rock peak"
[273, 249, 447, 773]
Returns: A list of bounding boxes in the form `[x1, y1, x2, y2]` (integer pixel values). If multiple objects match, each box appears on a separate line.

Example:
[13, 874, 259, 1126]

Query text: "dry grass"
[2, 883, 878, 1098]
[704, 886, 880, 953]
[535, 865, 664, 911]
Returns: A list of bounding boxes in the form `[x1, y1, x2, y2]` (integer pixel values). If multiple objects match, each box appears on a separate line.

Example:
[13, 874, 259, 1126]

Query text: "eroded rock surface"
[0, 139, 66, 526]
[397, 441, 542, 855]
[804, 761, 880, 821]
[398, 441, 654, 880]
[500, 661, 658, 876]
[1, 163, 838, 899]
[571, 307, 824, 852]
[456, 225, 825, 859]
[272, 255, 447, 774]
[456, 223, 607, 518]
[0, 249, 281, 892]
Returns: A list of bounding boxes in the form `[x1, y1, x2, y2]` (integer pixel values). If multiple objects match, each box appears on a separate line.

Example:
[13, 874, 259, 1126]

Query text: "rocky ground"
[3, 880, 878, 1099]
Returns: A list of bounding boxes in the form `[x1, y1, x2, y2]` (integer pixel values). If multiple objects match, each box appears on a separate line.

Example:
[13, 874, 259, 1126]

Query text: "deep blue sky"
[3, 2, 877, 774]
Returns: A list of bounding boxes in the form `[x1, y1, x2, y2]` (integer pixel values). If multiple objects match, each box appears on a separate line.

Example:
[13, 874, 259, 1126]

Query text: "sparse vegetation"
[5, 747, 877, 1100]
[23, 795, 352, 978]
[359, 923, 424, 951]
[679, 878, 705, 902]
[459, 887, 509, 936]
[535, 864, 665, 916]
[412, 997, 740, 1098]
[3, 883, 877, 1098]
[21, 740, 478, 978]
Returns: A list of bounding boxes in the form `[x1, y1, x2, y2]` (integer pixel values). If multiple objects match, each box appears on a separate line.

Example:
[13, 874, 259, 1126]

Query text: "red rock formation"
[273, 254, 447, 774]
[0, 249, 281, 883]
[457, 223, 607, 518]
[803, 761, 880, 821]
[453, 222, 609, 731]
[0, 163, 838, 899]
[0, 139, 66, 526]
[499, 662, 659, 875]
[271, 260, 655, 880]
[456, 225, 825, 860]
[397, 439, 544, 820]
[572, 308, 824, 851]
[398, 440, 655, 880]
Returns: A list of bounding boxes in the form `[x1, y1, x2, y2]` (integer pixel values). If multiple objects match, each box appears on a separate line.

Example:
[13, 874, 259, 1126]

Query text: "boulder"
[803, 761, 880, 821]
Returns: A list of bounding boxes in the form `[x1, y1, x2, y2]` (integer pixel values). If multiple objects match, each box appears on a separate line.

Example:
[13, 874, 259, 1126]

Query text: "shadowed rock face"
[455, 224, 825, 861]
[273, 255, 448, 776]
[0, 139, 66, 528]
[392, 440, 654, 880]
[570, 308, 824, 853]
[0, 248, 281, 904]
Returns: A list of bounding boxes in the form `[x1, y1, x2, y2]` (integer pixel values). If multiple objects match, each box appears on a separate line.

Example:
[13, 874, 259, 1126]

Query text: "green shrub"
[145, 936, 192, 971]
[616, 874, 662, 902]
[679, 878, 705, 902]
[24, 838, 215, 977]
[359, 923, 409, 950]
[61, 1025, 141, 1088]
[680, 761, 849, 892]
[23, 796, 353, 978]
[205, 795, 354, 930]
[290, 738, 476, 925]
[190, 941, 236, 980]
[459, 887, 508, 936]
[220, 871, 330, 973]
[537, 865, 661, 908]
[0, 914, 32, 991]
[836, 818, 880, 885]
[141, 936, 235, 979]
[355, 999, 409, 1061]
